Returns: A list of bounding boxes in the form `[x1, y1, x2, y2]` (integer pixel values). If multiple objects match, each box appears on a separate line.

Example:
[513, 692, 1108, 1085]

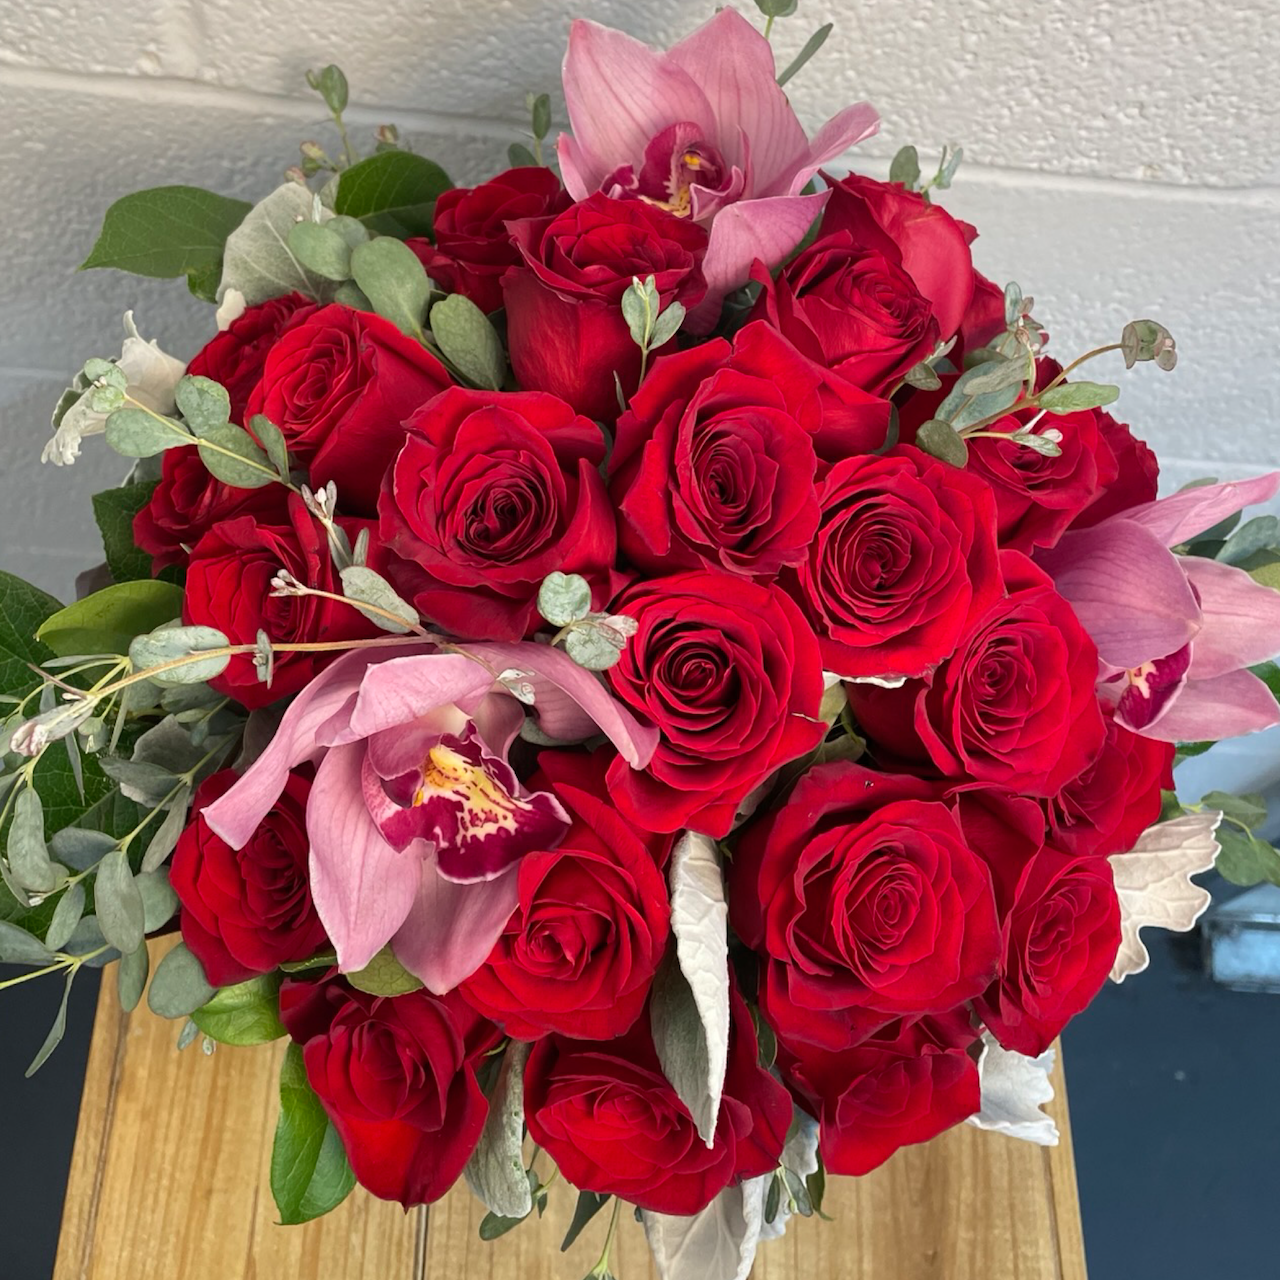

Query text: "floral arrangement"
[4, 5, 1280, 1277]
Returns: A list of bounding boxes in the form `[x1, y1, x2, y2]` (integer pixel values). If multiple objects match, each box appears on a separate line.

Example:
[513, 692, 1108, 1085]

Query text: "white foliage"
[463, 1041, 532, 1219]
[967, 1032, 1059, 1146]
[218, 182, 336, 306]
[643, 1177, 766, 1280]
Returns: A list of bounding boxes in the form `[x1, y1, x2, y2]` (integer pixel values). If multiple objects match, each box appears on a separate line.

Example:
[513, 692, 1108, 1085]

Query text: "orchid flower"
[202, 642, 657, 993]
[556, 8, 880, 329]
[1036, 474, 1280, 742]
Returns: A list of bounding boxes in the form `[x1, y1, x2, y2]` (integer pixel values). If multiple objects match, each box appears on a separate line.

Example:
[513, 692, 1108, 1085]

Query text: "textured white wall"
[2, 0, 1278, 788]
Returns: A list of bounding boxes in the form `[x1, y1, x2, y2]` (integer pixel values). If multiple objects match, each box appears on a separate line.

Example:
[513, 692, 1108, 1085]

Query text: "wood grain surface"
[54, 938, 1088, 1280]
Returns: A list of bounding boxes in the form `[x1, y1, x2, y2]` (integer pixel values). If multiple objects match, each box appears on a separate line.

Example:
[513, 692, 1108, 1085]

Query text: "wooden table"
[53, 940, 1088, 1280]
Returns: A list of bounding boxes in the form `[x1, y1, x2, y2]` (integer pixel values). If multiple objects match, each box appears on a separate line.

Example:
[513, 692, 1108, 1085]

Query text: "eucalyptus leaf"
[649, 301, 686, 350]
[147, 940, 216, 1018]
[129, 624, 231, 685]
[915, 419, 970, 467]
[0, 919, 56, 965]
[45, 883, 86, 951]
[117, 943, 149, 1013]
[197, 423, 275, 489]
[174, 375, 232, 436]
[1035, 381, 1120, 413]
[960, 355, 1027, 396]
[141, 793, 191, 873]
[1202, 790, 1268, 832]
[508, 142, 538, 168]
[1217, 516, 1280, 567]
[26, 971, 74, 1078]
[8, 788, 59, 893]
[889, 145, 921, 189]
[49, 828, 118, 872]
[97, 757, 179, 807]
[349, 237, 431, 340]
[137, 868, 181, 932]
[429, 293, 506, 390]
[94, 847, 145, 954]
[561, 1190, 611, 1252]
[903, 360, 941, 390]
[104, 407, 190, 458]
[338, 567, 420, 635]
[776, 22, 833, 89]
[287, 220, 353, 282]
[249, 416, 291, 481]
[537, 572, 593, 627]
[564, 622, 628, 671]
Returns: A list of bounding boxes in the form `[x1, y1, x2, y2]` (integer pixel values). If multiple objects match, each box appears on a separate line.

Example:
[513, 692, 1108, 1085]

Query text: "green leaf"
[117, 944, 149, 1013]
[429, 293, 506, 390]
[1217, 515, 1280, 567]
[1201, 790, 1268, 832]
[92, 483, 160, 584]
[94, 847, 145, 954]
[1245, 554, 1280, 591]
[36, 579, 184, 659]
[346, 946, 424, 996]
[286, 221, 354, 282]
[1253, 660, 1280, 706]
[104, 407, 190, 458]
[1215, 827, 1280, 887]
[8, 789, 59, 893]
[45, 882, 85, 951]
[147, 940, 216, 1018]
[564, 620, 629, 671]
[0, 571, 61, 699]
[26, 970, 74, 1077]
[80, 186, 251, 298]
[192, 973, 286, 1045]
[904, 360, 941, 390]
[776, 22, 833, 88]
[915, 419, 970, 467]
[755, 0, 799, 17]
[0, 919, 56, 965]
[335, 152, 453, 239]
[338, 567, 420, 635]
[137, 868, 181, 931]
[935, 364, 1023, 430]
[889, 145, 922, 189]
[479, 1209, 531, 1241]
[508, 142, 538, 169]
[250, 416, 291, 481]
[174, 376, 231, 436]
[271, 1042, 357, 1224]
[529, 92, 552, 141]
[197, 423, 275, 489]
[561, 1191, 611, 1252]
[307, 64, 349, 116]
[1035, 382, 1121, 413]
[351, 237, 431, 341]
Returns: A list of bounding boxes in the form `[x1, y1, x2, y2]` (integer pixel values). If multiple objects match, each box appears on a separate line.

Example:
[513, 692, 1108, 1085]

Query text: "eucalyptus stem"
[0, 944, 110, 993]
[1039, 342, 1124, 394]
[591, 1197, 623, 1279]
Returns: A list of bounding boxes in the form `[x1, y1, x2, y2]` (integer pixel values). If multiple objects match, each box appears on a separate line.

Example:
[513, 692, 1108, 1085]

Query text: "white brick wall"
[2, 0, 1277, 800]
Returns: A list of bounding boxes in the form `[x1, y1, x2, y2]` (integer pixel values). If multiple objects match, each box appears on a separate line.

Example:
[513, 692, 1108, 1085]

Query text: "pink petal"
[687, 191, 830, 333]
[466, 641, 659, 767]
[391, 861, 521, 994]
[556, 132, 593, 201]
[666, 7, 807, 194]
[346, 652, 498, 739]
[1179, 556, 1280, 678]
[1134, 668, 1280, 742]
[201, 647, 387, 849]
[1035, 522, 1201, 670]
[560, 19, 714, 196]
[471, 689, 526, 757]
[309, 742, 422, 973]
[1117, 473, 1280, 548]
[779, 102, 881, 197]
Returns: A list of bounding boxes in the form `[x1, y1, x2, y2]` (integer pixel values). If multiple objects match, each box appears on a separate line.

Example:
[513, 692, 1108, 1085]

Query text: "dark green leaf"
[307, 64, 349, 116]
[1253, 660, 1280, 706]
[1215, 827, 1280, 888]
[479, 1209, 531, 1241]
[764, 1173, 782, 1224]
[0, 571, 60, 700]
[192, 973, 286, 1045]
[529, 92, 552, 141]
[80, 187, 251, 293]
[755, 0, 799, 17]
[335, 152, 452, 239]
[36, 579, 184, 659]
[92, 483, 161, 584]
[508, 142, 539, 168]
[560, 1191, 611, 1252]
[1202, 790, 1268, 832]
[1218, 516, 1280, 567]
[271, 1042, 357, 1224]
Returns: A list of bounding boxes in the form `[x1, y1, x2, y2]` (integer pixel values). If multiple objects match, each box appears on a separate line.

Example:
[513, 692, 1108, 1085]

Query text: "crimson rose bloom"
[849, 552, 1105, 797]
[1070, 408, 1160, 529]
[186, 292, 316, 425]
[184, 493, 381, 709]
[975, 845, 1122, 1056]
[604, 570, 825, 836]
[503, 193, 707, 421]
[407, 167, 570, 314]
[1046, 708, 1174, 858]
[170, 769, 327, 987]
[787, 444, 1002, 679]
[609, 322, 888, 578]
[732, 765, 999, 1051]
[133, 446, 287, 572]
[378, 386, 617, 641]
[244, 304, 451, 515]
[523, 986, 791, 1215]
[459, 752, 671, 1040]
[777, 1009, 980, 1176]
[279, 976, 500, 1207]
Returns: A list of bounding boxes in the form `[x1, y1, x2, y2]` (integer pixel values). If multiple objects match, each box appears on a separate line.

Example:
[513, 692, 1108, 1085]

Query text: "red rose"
[244, 304, 451, 515]
[279, 976, 500, 1207]
[849, 552, 1105, 798]
[777, 1010, 980, 1176]
[170, 768, 327, 986]
[1046, 707, 1175, 858]
[406, 167, 570, 314]
[604, 570, 824, 836]
[957, 271, 1008, 356]
[974, 845, 1121, 1055]
[378, 386, 617, 641]
[822, 174, 976, 344]
[1070, 409, 1160, 528]
[503, 193, 708, 422]
[459, 751, 671, 1040]
[133, 446, 288, 572]
[187, 293, 317, 425]
[609, 322, 887, 579]
[785, 444, 1002, 679]
[732, 765, 999, 1050]
[183, 493, 382, 709]
[523, 986, 791, 1215]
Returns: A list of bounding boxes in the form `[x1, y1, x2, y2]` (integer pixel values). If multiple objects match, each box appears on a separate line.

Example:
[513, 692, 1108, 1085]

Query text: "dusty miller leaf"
[218, 183, 337, 306]
[464, 1041, 533, 1219]
[643, 1177, 767, 1280]
[967, 1033, 1058, 1146]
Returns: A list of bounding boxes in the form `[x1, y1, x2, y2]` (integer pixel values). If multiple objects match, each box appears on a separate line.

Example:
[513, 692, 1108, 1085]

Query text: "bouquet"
[4, 4, 1280, 1277]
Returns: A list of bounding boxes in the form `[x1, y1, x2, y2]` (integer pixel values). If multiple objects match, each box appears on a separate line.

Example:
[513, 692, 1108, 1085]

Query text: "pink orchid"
[557, 8, 880, 329]
[1036, 474, 1280, 742]
[202, 642, 657, 993]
